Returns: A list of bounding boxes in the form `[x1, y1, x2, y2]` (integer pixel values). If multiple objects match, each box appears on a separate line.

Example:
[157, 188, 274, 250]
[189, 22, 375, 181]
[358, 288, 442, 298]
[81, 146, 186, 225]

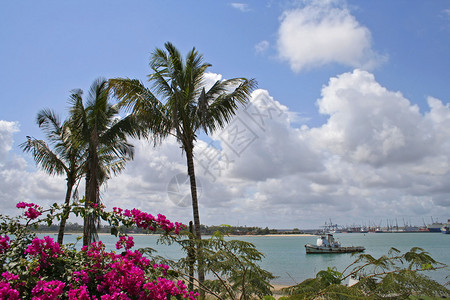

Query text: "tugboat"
[305, 234, 365, 254]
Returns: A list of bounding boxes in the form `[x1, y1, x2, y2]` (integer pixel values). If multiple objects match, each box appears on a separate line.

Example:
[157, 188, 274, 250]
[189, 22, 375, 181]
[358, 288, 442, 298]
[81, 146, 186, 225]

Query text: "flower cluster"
[0, 272, 21, 300]
[115, 236, 135, 250]
[0, 280, 20, 300]
[153, 264, 170, 276]
[2, 237, 198, 300]
[0, 234, 9, 254]
[114, 207, 186, 234]
[71, 241, 197, 300]
[142, 278, 196, 300]
[31, 280, 65, 299]
[25, 236, 62, 267]
[67, 285, 90, 300]
[1, 204, 197, 300]
[16, 202, 42, 219]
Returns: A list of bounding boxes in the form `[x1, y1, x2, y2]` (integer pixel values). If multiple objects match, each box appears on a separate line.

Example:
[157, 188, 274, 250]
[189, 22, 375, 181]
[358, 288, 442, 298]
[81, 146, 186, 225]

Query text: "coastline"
[271, 284, 291, 299]
[254, 233, 315, 237]
[40, 232, 316, 237]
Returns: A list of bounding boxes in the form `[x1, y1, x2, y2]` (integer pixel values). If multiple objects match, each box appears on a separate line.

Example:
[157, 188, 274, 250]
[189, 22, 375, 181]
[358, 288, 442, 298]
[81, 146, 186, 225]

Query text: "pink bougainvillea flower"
[31, 280, 65, 299]
[16, 202, 42, 219]
[115, 236, 134, 250]
[0, 235, 9, 254]
[0, 281, 20, 300]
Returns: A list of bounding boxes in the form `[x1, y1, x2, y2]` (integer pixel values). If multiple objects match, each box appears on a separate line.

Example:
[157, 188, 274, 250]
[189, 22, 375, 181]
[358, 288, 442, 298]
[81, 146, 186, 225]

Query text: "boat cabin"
[317, 234, 340, 247]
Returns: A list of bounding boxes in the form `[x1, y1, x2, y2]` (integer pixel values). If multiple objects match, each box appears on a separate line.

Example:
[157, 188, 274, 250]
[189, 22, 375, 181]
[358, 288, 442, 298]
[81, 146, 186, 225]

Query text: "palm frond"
[36, 108, 63, 144]
[197, 78, 257, 134]
[19, 137, 67, 176]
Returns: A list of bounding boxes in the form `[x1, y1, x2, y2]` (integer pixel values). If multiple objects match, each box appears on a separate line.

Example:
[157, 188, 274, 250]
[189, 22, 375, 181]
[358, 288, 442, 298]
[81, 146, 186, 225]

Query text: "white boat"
[305, 234, 365, 254]
[441, 224, 450, 234]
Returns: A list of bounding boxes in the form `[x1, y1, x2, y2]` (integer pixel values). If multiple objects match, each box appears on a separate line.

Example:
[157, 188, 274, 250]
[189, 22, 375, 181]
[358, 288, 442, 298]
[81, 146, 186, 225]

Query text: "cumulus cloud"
[0, 121, 66, 215]
[310, 69, 433, 166]
[277, 0, 385, 72]
[299, 70, 450, 224]
[2, 70, 449, 228]
[0, 121, 20, 163]
[189, 70, 449, 227]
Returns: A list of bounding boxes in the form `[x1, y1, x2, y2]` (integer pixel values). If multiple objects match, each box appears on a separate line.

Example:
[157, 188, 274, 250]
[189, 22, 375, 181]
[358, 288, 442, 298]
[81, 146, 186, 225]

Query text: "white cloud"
[310, 69, 431, 167]
[0, 121, 19, 163]
[230, 2, 250, 12]
[2, 70, 449, 228]
[443, 9, 450, 19]
[203, 72, 223, 92]
[276, 0, 385, 72]
[0, 121, 65, 215]
[255, 40, 270, 54]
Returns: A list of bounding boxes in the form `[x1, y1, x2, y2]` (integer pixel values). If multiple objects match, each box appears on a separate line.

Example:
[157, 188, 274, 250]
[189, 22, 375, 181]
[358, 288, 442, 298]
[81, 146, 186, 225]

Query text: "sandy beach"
[258, 234, 315, 237]
[271, 284, 291, 299]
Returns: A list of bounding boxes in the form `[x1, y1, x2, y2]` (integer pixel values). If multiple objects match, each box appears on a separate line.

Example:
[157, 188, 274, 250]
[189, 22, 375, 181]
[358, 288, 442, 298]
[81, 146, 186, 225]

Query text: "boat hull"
[427, 223, 444, 232]
[305, 244, 365, 254]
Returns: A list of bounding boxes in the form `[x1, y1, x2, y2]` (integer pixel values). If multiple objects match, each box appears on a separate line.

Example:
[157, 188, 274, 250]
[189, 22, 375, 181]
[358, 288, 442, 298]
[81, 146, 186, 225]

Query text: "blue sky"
[1, 0, 449, 229]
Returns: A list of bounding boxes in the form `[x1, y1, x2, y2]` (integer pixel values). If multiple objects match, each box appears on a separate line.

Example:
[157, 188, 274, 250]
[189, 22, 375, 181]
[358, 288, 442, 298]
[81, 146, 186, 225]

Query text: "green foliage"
[160, 231, 275, 299]
[199, 225, 281, 236]
[282, 248, 449, 300]
[1, 202, 197, 299]
[316, 267, 343, 286]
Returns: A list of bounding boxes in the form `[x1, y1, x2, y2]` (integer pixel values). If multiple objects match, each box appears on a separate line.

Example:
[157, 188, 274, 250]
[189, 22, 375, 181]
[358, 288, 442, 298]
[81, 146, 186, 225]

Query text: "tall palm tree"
[109, 42, 257, 289]
[20, 109, 84, 245]
[68, 78, 139, 246]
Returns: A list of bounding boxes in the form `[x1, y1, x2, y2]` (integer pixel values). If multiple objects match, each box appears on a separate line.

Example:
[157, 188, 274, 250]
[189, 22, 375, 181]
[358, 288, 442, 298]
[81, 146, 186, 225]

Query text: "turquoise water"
[238, 233, 449, 285]
[49, 232, 449, 285]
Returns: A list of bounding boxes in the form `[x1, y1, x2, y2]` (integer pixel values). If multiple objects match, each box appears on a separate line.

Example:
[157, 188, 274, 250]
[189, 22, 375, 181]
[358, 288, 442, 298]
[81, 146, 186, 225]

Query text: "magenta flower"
[16, 202, 42, 219]
[0, 235, 9, 254]
[25, 236, 61, 267]
[2, 272, 19, 282]
[73, 270, 90, 284]
[113, 207, 186, 234]
[115, 236, 134, 250]
[4, 204, 195, 299]
[0, 281, 20, 300]
[67, 285, 92, 300]
[31, 280, 65, 300]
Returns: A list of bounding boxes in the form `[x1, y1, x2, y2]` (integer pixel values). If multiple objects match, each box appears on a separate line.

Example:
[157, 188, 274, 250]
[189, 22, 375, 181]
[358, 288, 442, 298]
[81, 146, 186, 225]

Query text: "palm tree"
[109, 42, 257, 290]
[68, 78, 139, 246]
[20, 109, 84, 245]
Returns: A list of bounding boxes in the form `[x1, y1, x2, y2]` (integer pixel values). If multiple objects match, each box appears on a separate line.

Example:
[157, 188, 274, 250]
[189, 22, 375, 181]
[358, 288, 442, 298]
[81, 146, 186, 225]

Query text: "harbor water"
[49, 232, 450, 286]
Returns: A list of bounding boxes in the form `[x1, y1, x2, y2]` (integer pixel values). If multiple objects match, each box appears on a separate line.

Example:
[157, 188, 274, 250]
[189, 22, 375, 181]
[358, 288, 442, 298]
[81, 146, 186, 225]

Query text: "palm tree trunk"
[83, 167, 99, 246]
[57, 179, 74, 245]
[188, 221, 195, 292]
[83, 131, 100, 247]
[186, 147, 205, 298]
[83, 172, 91, 247]
[186, 149, 201, 240]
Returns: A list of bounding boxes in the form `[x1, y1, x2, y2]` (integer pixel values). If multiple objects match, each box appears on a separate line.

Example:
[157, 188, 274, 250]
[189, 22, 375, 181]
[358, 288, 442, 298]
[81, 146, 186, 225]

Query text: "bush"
[282, 247, 450, 299]
[0, 201, 197, 300]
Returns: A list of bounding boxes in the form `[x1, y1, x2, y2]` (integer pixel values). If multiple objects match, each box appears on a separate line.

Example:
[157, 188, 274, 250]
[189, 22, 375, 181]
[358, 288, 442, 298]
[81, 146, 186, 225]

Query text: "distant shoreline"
[38, 232, 316, 237]
[232, 234, 316, 237]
